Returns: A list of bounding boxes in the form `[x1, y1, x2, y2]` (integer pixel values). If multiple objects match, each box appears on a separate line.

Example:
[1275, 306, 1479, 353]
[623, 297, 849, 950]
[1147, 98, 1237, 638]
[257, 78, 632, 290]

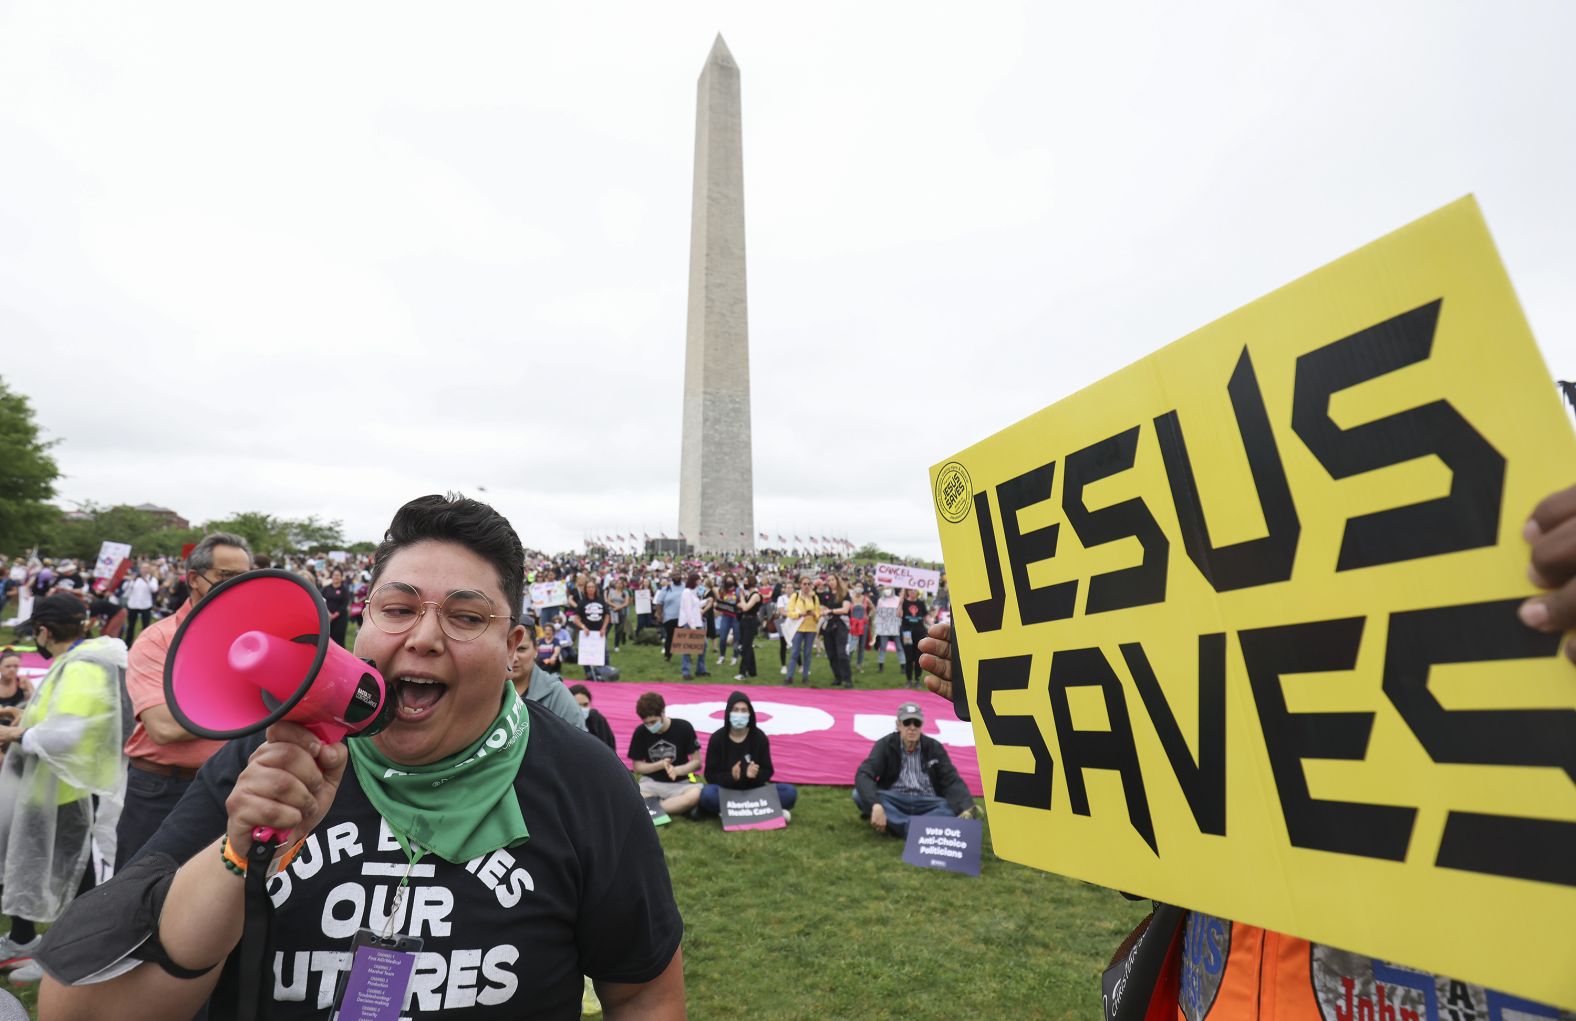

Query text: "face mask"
[579, 706, 591, 722]
[645, 720, 663, 734]
[729, 712, 750, 730]
[35, 629, 52, 660]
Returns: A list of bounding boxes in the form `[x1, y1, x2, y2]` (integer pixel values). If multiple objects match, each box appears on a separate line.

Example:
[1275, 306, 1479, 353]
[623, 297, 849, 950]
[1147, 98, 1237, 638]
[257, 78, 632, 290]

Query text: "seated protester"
[627, 692, 702, 818]
[570, 684, 617, 753]
[507, 617, 585, 731]
[699, 691, 797, 820]
[35, 494, 685, 1021]
[554, 616, 576, 665]
[852, 701, 977, 838]
[536, 625, 563, 675]
[0, 596, 126, 982]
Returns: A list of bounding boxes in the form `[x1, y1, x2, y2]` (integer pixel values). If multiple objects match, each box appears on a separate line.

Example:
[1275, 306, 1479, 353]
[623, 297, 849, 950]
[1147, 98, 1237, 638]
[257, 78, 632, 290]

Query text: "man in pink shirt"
[114, 532, 253, 869]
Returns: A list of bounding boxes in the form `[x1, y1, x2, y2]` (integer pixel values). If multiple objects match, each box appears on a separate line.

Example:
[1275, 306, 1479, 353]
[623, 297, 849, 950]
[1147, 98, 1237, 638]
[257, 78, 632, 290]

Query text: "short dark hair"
[370, 494, 525, 617]
[568, 683, 592, 702]
[0, 648, 19, 665]
[635, 691, 665, 719]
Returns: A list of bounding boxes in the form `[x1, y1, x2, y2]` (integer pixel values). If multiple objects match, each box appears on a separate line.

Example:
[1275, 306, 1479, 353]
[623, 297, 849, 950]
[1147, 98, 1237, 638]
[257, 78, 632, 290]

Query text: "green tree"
[0, 377, 62, 553]
[201, 512, 294, 557]
[289, 515, 346, 553]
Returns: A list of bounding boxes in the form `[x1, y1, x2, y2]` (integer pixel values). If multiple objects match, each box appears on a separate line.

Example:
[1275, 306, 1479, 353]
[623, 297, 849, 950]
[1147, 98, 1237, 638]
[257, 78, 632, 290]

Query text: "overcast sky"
[3, 2, 1572, 558]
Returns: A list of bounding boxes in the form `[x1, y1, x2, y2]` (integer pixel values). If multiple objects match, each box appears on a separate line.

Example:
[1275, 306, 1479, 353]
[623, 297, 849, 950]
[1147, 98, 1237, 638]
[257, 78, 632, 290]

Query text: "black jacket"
[585, 708, 617, 753]
[854, 732, 972, 814]
[703, 690, 774, 790]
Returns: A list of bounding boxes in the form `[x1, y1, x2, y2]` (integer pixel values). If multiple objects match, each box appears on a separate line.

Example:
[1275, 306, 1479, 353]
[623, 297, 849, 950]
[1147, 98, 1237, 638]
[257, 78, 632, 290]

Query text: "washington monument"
[678, 34, 755, 553]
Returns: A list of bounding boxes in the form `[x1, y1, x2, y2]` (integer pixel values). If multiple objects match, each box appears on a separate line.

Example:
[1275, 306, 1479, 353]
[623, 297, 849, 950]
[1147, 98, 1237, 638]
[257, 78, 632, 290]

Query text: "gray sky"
[3, 1, 1572, 558]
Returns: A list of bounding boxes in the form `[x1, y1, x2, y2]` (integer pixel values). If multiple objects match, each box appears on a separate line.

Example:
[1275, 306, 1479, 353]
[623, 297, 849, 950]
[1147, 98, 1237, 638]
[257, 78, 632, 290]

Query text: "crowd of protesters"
[0, 536, 949, 986]
[513, 550, 949, 689]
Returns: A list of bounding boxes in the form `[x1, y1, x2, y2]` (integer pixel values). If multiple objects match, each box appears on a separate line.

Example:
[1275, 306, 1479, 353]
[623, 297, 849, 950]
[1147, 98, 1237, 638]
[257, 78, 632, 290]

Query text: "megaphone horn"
[164, 568, 395, 747]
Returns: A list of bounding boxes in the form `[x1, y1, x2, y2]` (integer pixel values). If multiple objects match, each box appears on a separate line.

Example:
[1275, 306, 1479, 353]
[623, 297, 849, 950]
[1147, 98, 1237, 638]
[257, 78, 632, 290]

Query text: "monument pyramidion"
[677, 34, 755, 554]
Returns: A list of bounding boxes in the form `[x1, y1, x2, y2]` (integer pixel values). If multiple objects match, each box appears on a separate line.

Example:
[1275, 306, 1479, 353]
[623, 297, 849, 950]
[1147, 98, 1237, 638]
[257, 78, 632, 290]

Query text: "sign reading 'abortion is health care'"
[930, 198, 1576, 1010]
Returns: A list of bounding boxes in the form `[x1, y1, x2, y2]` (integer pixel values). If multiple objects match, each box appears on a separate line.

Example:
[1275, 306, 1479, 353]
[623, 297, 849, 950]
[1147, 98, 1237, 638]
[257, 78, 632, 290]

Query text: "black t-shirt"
[626, 718, 700, 767]
[902, 599, 929, 628]
[138, 703, 682, 1020]
[577, 599, 609, 632]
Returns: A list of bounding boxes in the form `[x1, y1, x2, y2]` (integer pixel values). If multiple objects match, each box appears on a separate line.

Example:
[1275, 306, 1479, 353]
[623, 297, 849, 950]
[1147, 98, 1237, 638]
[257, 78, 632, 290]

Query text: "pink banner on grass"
[7, 649, 983, 794]
[576, 680, 982, 795]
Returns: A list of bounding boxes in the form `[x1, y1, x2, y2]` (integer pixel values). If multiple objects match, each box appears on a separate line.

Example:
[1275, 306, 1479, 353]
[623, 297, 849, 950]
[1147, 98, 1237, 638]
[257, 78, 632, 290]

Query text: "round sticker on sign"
[934, 461, 972, 524]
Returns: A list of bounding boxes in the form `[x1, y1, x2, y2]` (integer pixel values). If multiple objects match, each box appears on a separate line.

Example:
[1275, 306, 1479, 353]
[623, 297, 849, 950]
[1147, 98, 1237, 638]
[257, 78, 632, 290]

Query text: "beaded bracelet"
[220, 835, 306, 878]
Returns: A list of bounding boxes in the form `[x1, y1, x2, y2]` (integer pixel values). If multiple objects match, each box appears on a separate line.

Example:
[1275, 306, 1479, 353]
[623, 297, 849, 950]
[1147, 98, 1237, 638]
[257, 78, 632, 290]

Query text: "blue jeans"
[682, 651, 707, 677]
[785, 631, 816, 682]
[876, 637, 904, 667]
[699, 783, 799, 815]
[715, 614, 738, 659]
[849, 631, 866, 667]
[851, 788, 951, 838]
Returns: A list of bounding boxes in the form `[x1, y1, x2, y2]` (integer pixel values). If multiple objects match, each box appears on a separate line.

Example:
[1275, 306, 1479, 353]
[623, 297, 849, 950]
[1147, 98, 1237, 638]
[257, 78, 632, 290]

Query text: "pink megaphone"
[164, 569, 396, 844]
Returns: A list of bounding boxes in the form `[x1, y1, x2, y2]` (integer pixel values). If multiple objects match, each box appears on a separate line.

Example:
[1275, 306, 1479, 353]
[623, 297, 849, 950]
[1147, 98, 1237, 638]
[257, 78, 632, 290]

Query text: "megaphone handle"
[252, 825, 291, 847]
[249, 721, 353, 847]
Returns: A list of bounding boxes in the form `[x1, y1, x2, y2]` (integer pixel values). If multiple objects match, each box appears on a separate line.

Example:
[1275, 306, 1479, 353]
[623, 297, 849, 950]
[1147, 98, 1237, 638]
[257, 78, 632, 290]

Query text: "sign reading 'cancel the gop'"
[932, 197, 1576, 1010]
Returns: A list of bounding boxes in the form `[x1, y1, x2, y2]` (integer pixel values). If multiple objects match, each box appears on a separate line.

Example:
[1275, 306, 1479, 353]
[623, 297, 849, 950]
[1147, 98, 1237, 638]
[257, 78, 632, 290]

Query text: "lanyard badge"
[330, 929, 423, 1021]
[331, 836, 425, 1020]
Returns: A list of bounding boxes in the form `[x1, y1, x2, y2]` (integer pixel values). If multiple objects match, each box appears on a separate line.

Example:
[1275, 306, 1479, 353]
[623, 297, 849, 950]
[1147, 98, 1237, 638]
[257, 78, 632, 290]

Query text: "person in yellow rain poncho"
[0, 594, 126, 978]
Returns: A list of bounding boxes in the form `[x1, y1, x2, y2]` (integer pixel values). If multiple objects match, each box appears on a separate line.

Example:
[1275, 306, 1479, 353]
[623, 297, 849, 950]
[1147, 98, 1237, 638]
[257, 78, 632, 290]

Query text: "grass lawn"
[0, 611, 1146, 1019]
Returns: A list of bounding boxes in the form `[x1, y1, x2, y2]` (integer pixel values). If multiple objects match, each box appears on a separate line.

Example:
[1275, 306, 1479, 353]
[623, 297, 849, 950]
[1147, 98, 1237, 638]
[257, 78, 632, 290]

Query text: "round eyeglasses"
[366, 582, 516, 642]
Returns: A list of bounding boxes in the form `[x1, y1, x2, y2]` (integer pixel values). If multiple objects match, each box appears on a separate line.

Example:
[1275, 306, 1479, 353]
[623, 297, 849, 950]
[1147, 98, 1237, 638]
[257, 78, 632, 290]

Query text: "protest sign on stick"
[930, 197, 1576, 1010]
[94, 541, 131, 580]
[635, 590, 652, 615]
[875, 563, 941, 595]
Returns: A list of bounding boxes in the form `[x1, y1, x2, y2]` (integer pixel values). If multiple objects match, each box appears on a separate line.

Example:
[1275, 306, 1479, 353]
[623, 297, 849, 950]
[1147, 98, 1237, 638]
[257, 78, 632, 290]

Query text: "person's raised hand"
[1521, 482, 1576, 665]
[746, 761, 759, 780]
[917, 621, 953, 701]
[225, 721, 346, 857]
[870, 803, 887, 834]
[731, 761, 742, 781]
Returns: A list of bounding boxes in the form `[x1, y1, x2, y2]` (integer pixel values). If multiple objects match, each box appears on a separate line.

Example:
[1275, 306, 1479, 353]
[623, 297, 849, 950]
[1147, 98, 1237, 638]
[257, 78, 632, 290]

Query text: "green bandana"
[347, 683, 530, 863]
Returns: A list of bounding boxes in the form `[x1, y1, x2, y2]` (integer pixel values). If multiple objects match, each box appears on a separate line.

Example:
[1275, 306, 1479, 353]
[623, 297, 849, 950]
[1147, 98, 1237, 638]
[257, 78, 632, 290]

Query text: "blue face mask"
[645, 720, 663, 734]
[728, 712, 750, 730]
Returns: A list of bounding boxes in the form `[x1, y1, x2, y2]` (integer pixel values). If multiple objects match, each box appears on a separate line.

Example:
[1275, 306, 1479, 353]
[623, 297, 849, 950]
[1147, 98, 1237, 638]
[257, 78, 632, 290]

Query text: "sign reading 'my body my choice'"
[930, 198, 1576, 1010]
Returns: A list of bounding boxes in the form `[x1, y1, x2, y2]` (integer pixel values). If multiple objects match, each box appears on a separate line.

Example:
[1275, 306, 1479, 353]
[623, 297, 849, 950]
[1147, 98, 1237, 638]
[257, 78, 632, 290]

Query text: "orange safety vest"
[1175, 914, 1570, 1021]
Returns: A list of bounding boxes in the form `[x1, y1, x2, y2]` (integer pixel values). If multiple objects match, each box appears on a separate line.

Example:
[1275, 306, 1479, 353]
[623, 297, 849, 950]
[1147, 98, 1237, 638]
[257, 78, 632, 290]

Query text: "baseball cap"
[27, 593, 88, 630]
[896, 702, 924, 724]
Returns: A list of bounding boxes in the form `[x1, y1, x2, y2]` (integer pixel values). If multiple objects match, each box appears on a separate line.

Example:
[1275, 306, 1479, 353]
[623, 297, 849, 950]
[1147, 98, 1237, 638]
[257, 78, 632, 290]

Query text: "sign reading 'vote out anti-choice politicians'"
[930, 198, 1576, 1011]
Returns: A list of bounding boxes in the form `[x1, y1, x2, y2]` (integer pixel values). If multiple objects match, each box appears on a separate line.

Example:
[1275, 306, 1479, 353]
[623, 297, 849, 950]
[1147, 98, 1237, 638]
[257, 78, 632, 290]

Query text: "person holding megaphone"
[37, 494, 687, 1021]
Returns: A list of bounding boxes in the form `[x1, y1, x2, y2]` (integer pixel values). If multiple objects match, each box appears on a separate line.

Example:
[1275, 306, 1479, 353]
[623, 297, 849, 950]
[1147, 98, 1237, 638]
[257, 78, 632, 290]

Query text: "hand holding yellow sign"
[930, 197, 1575, 1010]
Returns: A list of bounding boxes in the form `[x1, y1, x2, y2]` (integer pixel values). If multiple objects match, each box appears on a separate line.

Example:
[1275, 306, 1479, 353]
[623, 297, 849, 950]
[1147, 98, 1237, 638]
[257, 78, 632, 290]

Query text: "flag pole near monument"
[678, 34, 755, 554]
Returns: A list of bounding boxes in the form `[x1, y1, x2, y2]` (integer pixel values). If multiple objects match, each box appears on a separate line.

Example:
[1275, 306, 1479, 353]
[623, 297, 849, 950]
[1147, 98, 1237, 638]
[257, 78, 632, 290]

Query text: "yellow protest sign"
[931, 197, 1576, 1010]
